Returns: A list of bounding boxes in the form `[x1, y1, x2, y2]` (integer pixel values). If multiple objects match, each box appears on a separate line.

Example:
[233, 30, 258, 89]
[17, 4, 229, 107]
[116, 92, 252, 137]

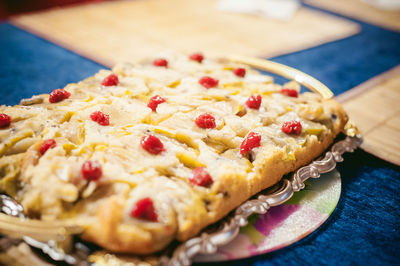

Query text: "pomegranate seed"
[147, 95, 166, 112]
[0, 114, 11, 128]
[101, 74, 119, 86]
[190, 167, 213, 187]
[130, 197, 158, 222]
[282, 121, 302, 135]
[49, 89, 71, 103]
[246, 95, 262, 110]
[141, 135, 165, 155]
[81, 160, 102, 181]
[233, 68, 246, 77]
[39, 139, 56, 155]
[199, 76, 219, 89]
[189, 53, 204, 63]
[281, 88, 298, 98]
[153, 58, 168, 67]
[90, 111, 110, 126]
[195, 113, 216, 129]
[240, 132, 261, 155]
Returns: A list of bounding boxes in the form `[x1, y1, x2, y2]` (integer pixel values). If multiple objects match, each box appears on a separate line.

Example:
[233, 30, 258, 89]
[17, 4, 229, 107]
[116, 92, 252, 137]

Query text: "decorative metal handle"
[161, 135, 362, 266]
[227, 55, 334, 100]
[0, 195, 88, 265]
[0, 213, 82, 242]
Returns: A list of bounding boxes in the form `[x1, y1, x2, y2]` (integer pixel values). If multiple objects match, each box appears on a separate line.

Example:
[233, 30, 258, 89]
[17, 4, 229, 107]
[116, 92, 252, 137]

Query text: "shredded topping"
[0, 53, 340, 235]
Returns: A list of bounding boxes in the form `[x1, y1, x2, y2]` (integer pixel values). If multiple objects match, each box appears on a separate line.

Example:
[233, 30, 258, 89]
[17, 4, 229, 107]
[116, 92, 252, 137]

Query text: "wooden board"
[306, 0, 400, 31]
[11, 0, 359, 67]
[337, 65, 400, 166]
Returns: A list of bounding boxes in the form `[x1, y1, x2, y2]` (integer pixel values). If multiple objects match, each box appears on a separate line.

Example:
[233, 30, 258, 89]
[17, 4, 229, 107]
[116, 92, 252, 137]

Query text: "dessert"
[0, 53, 347, 254]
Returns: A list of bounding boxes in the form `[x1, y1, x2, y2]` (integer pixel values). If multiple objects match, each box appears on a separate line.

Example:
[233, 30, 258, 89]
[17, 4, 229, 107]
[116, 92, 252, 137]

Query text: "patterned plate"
[194, 169, 341, 262]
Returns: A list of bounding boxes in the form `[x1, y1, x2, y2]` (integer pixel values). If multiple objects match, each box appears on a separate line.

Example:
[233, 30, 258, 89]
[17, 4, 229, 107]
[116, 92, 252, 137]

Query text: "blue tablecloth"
[1, 4, 399, 265]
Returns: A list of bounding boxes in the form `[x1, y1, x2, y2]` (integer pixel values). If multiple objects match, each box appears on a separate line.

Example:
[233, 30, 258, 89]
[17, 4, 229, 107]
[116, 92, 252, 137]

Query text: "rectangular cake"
[0, 52, 347, 254]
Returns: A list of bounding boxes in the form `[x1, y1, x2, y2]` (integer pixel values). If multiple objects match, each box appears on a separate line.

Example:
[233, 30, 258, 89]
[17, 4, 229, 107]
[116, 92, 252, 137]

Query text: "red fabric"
[1, 0, 105, 20]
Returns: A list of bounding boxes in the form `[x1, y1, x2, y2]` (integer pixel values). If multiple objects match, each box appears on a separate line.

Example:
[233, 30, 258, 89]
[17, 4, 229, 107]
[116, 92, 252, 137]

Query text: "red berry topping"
[130, 197, 158, 222]
[190, 167, 213, 187]
[147, 95, 166, 112]
[282, 121, 302, 135]
[245, 95, 262, 110]
[195, 113, 216, 129]
[101, 73, 119, 86]
[81, 160, 102, 181]
[281, 88, 298, 98]
[189, 53, 204, 63]
[141, 135, 165, 155]
[153, 58, 168, 67]
[240, 132, 261, 155]
[199, 76, 219, 89]
[90, 111, 110, 126]
[233, 68, 246, 77]
[0, 114, 11, 128]
[39, 139, 56, 155]
[49, 89, 71, 103]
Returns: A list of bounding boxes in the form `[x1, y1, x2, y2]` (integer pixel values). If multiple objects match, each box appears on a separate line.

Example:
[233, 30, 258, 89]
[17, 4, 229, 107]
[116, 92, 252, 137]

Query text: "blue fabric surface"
[271, 4, 400, 95]
[0, 23, 104, 106]
[1, 4, 400, 265]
